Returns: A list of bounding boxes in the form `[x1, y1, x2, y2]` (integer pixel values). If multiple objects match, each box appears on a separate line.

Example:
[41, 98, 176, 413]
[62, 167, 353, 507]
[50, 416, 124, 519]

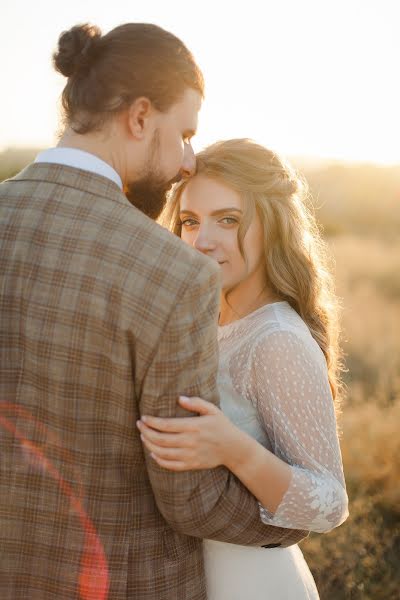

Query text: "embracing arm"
[246, 330, 349, 533]
[139, 259, 308, 546]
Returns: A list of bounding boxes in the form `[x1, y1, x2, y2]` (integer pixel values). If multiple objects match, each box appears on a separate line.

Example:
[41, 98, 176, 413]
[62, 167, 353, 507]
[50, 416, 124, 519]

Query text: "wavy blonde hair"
[159, 138, 344, 405]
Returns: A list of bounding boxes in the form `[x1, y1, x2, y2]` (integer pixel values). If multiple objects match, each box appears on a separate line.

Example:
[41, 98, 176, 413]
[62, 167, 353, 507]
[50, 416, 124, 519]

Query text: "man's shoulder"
[0, 165, 218, 287]
[125, 209, 219, 280]
[116, 213, 220, 341]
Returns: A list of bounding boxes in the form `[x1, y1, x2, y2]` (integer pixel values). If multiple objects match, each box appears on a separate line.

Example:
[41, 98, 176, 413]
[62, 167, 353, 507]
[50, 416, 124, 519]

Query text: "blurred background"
[1, 1, 399, 598]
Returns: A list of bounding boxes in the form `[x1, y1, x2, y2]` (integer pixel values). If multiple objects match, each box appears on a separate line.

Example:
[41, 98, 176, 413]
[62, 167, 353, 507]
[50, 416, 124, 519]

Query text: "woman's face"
[179, 174, 265, 290]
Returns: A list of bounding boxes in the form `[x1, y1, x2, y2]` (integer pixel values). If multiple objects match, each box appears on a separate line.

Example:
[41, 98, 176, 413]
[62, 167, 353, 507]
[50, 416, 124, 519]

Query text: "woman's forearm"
[138, 397, 293, 515]
[224, 428, 292, 515]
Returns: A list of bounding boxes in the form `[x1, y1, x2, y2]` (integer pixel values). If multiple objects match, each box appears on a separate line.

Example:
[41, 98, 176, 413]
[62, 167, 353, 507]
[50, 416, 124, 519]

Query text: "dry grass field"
[299, 166, 400, 599]
[301, 234, 400, 599]
[1, 149, 399, 598]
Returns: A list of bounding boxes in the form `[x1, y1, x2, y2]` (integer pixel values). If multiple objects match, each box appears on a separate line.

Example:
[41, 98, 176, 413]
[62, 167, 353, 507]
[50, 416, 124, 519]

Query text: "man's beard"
[125, 175, 177, 220]
[125, 131, 181, 220]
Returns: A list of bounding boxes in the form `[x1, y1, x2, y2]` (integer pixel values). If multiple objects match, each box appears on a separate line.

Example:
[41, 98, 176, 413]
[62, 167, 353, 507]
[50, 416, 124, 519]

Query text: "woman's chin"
[221, 279, 235, 292]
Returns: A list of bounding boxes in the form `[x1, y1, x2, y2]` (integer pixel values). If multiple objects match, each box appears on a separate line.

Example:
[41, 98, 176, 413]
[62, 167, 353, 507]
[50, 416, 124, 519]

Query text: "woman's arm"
[248, 329, 349, 532]
[138, 395, 292, 513]
[224, 426, 292, 514]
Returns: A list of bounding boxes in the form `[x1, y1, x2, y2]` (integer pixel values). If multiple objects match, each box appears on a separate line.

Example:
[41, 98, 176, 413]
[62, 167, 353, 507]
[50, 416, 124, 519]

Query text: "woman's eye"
[219, 217, 238, 225]
[180, 219, 198, 227]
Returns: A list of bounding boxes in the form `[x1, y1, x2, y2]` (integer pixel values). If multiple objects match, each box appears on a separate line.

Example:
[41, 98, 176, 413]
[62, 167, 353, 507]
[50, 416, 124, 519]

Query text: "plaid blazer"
[0, 163, 308, 599]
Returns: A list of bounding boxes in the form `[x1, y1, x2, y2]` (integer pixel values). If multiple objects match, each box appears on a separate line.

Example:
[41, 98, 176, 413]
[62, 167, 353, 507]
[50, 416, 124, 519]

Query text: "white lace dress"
[203, 301, 349, 600]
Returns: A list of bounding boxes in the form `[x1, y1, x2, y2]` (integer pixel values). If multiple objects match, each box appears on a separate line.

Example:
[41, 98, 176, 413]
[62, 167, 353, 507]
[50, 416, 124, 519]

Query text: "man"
[0, 22, 308, 599]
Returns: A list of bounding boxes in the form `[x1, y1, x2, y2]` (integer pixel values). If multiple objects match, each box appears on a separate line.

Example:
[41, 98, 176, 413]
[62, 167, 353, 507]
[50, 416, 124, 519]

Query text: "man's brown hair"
[53, 22, 204, 134]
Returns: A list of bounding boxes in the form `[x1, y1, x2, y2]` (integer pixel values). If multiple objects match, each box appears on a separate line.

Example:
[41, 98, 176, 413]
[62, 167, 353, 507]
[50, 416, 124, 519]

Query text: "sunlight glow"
[1, 0, 399, 165]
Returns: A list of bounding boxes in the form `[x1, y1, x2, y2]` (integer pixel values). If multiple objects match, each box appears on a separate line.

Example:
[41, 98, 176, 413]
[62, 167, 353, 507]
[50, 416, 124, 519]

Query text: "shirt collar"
[35, 147, 123, 190]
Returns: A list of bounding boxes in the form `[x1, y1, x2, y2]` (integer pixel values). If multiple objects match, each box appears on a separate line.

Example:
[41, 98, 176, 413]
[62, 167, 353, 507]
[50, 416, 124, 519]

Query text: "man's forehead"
[183, 87, 202, 109]
[179, 88, 202, 119]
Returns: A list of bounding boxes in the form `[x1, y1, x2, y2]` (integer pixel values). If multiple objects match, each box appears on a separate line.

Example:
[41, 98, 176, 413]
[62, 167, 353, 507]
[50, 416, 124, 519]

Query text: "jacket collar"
[8, 162, 132, 209]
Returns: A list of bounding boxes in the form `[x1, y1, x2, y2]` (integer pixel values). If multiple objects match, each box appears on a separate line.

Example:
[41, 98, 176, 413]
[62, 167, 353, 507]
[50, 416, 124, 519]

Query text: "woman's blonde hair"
[159, 138, 344, 405]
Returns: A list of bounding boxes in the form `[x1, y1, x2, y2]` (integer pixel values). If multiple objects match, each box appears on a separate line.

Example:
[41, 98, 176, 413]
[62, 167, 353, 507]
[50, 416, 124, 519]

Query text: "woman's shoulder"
[250, 302, 326, 369]
[242, 301, 311, 340]
[256, 301, 311, 338]
[218, 301, 304, 341]
[218, 301, 322, 359]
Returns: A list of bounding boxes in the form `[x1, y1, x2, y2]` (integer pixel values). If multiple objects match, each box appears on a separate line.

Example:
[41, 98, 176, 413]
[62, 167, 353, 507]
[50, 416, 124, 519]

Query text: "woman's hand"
[136, 396, 241, 471]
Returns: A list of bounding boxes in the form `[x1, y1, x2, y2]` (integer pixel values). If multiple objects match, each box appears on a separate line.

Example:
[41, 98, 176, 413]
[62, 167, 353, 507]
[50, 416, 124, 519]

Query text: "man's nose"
[180, 143, 196, 178]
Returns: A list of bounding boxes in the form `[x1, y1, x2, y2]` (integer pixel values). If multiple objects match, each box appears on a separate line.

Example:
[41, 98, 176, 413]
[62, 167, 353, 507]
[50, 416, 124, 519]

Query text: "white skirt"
[203, 539, 319, 600]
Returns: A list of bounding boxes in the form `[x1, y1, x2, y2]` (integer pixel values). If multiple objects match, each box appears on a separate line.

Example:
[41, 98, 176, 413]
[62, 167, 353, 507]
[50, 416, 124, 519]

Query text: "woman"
[136, 139, 349, 599]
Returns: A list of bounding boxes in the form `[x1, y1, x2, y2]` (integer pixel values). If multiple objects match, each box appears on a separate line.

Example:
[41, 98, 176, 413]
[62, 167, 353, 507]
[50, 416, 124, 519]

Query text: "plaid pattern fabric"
[0, 163, 308, 599]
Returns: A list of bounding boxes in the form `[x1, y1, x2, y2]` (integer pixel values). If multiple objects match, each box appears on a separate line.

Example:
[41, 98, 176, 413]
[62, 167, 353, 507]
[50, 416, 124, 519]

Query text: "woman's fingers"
[139, 414, 198, 433]
[139, 397, 220, 433]
[137, 421, 190, 448]
[179, 396, 220, 416]
[140, 435, 185, 461]
[150, 454, 187, 471]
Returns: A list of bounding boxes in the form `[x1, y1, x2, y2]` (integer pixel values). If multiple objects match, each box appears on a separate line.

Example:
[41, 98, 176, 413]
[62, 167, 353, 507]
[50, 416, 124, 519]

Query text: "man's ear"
[126, 97, 154, 140]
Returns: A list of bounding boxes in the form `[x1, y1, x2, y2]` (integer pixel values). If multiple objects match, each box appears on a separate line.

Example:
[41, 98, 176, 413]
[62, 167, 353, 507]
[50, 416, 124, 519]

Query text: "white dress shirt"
[35, 147, 123, 190]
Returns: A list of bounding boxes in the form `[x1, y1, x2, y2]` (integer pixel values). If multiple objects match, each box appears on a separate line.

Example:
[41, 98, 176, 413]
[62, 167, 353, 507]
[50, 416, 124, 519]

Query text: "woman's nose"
[193, 225, 217, 253]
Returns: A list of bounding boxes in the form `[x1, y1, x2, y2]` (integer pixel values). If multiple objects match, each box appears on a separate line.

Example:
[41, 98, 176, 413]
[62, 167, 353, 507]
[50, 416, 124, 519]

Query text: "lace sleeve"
[248, 329, 349, 533]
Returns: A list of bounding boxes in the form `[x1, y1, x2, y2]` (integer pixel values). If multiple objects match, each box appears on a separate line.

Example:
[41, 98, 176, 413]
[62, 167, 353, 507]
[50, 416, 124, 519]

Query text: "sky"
[1, 0, 399, 164]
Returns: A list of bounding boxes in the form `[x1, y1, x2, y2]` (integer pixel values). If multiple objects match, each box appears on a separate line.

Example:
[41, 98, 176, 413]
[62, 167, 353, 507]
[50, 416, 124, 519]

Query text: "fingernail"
[136, 420, 141, 428]
[141, 416, 148, 422]
[179, 396, 190, 403]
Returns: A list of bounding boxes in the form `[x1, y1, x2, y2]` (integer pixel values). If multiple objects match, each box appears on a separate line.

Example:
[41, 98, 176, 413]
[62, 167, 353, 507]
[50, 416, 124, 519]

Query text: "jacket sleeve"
[139, 259, 308, 547]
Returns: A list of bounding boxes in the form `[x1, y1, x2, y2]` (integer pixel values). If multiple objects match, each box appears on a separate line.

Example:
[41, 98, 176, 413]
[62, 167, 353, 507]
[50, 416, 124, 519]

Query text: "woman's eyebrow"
[180, 208, 243, 216]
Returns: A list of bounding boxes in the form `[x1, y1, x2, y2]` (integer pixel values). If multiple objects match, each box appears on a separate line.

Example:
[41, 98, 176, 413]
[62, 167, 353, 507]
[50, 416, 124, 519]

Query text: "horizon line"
[1, 144, 399, 169]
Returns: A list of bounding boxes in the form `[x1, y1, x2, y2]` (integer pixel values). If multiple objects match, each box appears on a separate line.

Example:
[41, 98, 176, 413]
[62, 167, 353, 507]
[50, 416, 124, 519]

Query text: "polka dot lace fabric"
[217, 302, 349, 533]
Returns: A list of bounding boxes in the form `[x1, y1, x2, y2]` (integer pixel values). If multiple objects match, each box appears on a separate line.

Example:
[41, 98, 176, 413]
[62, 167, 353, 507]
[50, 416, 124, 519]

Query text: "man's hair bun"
[53, 23, 101, 77]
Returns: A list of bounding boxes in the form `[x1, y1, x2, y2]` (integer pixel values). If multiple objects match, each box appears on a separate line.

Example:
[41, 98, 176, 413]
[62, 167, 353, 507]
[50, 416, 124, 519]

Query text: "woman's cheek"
[180, 230, 193, 245]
